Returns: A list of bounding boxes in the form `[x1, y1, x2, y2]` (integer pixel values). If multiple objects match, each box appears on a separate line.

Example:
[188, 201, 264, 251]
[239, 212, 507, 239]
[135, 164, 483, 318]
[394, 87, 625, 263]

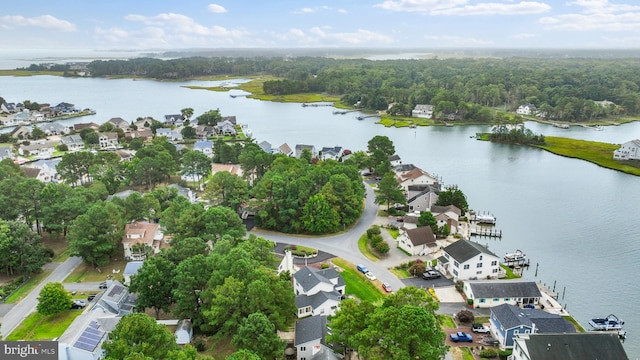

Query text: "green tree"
[375, 172, 405, 210]
[181, 150, 211, 189]
[129, 255, 176, 319]
[30, 127, 46, 140]
[435, 189, 469, 213]
[165, 237, 209, 264]
[196, 109, 222, 126]
[37, 282, 72, 315]
[181, 107, 194, 123]
[181, 126, 196, 139]
[232, 312, 285, 359]
[225, 350, 261, 360]
[160, 197, 205, 240]
[302, 193, 340, 234]
[102, 313, 178, 360]
[172, 254, 213, 330]
[0, 219, 50, 276]
[201, 206, 246, 241]
[367, 135, 395, 157]
[128, 137, 144, 150]
[326, 299, 375, 354]
[67, 202, 124, 268]
[203, 171, 248, 212]
[417, 211, 437, 233]
[57, 151, 95, 186]
[238, 142, 273, 186]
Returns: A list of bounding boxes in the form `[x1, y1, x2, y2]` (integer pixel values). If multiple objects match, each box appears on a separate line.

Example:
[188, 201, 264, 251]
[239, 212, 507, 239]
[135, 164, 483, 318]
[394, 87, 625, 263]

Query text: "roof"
[123, 261, 144, 276]
[468, 280, 542, 299]
[106, 189, 139, 201]
[60, 134, 83, 145]
[22, 167, 41, 178]
[431, 204, 461, 217]
[123, 222, 160, 246]
[295, 291, 341, 309]
[293, 266, 345, 293]
[399, 167, 435, 182]
[176, 319, 193, 334]
[278, 143, 292, 154]
[388, 154, 401, 161]
[521, 333, 628, 360]
[491, 304, 575, 333]
[193, 140, 213, 150]
[443, 239, 498, 263]
[295, 315, 329, 345]
[403, 226, 437, 247]
[108, 117, 129, 126]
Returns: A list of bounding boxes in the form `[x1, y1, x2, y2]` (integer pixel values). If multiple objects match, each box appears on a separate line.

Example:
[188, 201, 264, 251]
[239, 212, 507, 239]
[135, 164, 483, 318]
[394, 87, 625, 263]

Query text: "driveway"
[0, 256, 83, 338]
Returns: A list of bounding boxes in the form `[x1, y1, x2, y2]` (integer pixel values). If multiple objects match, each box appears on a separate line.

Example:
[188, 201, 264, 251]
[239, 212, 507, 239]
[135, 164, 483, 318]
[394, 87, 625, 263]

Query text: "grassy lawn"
[474, 315, 490, 324]
[332, 259, 384, 303]
[536, 136, 640, 176]
[357, 234, 380, 261]
[500, 264, 522, 279]
[0, 70, 65, 77]
[41, 234, 71, 262]
[563, 315, 586, 332]
[389, 268, 411, 279]
[4, 271, 52, 304]
[460, 347, 475, 360]
[64, 258, 126, 283]
[386, 227, 399, 239]
[197, 334, 235, 359]
[6, 310, 83, 341]
[438, 315, 457, 329]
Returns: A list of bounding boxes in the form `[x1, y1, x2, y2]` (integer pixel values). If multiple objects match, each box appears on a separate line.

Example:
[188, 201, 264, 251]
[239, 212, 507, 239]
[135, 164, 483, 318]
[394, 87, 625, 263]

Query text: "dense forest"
[82, 56, 640, 123]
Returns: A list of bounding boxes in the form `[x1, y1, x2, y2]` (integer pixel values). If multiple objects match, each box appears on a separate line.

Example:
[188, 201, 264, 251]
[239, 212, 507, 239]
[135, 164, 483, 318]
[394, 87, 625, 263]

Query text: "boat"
[589, 314, 624, 331]
[553, 123, 569, 129]
[504, 250, 527, 263]
[593, 125, 603, 131]
[409, 124, 417, 128]
[474, 213, 496, 224]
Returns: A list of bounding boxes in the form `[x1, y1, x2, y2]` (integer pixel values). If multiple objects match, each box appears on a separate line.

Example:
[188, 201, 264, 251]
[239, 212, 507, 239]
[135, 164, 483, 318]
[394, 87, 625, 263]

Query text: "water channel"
[1, 75, 639, 356]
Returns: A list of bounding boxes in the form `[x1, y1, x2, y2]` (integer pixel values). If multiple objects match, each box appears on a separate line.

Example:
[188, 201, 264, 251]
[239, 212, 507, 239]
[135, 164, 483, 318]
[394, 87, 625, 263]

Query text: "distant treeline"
[68, 56, 640, 122]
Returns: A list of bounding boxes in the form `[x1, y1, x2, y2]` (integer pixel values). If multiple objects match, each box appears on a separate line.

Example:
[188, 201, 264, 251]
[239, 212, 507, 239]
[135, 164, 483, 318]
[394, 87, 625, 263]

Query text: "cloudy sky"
[1, 0, 640, 50]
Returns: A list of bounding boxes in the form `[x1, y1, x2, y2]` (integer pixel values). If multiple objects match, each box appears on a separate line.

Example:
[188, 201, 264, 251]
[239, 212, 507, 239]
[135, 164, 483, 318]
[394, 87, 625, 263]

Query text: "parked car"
[356, 264, 369, 274]
[396, 216, 404, 222]
[365, 272, 376, 281]
[422, 270, 441, 280]
[98, 282, 108, 289]
[472, 324, 490, 333]
[87, 294, 96, 301]
[70, 300, 87, 309]
[382, 282, 392, 293]
[450, 331, 473, 342]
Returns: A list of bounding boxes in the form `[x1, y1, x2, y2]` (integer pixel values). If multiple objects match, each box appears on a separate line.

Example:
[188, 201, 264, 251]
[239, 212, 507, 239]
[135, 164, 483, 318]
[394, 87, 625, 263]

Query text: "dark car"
[87, 294, 97, 301]
[422, 270, 441, 280]
[70, 300, 86, 309]
[98, 282, 108, 289]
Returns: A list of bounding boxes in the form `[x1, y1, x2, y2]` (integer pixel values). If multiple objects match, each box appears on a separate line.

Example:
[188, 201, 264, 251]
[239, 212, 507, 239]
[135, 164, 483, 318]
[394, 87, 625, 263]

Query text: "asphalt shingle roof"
[444, 239, 498, 263]
[491, 304, 575, 333]
[468, 280, 542, 299]
[293, 266, 345, 293]
[295, 315, 328, 345]
[522, 333, 628, 360]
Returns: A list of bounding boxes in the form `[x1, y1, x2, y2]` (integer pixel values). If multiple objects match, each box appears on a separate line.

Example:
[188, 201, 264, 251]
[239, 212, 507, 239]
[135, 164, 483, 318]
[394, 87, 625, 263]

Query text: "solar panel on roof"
[73, 340, 97, 352]
[107, 285, 125, 297]
[84, 327, 104, 337]
[88, 321, 100, 329]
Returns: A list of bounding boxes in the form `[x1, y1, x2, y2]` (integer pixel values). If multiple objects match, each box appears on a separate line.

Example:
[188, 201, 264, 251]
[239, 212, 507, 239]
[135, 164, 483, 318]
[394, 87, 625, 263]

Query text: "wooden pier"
[333, 110, 357, 115]
[301, 103, 332, 107]
[356, 115, 378, 120]
[470, 228, 502, 238]
[229, 94, 247, 98]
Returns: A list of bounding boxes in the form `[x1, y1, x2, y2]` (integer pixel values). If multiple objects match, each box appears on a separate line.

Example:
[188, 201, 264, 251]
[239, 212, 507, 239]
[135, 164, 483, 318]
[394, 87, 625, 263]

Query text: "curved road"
[254, 183, 407, 291]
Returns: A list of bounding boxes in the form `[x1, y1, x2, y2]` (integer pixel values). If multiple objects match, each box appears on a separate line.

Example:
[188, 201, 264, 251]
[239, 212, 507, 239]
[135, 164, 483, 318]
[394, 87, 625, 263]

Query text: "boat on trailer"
[589, 314, 624, 331]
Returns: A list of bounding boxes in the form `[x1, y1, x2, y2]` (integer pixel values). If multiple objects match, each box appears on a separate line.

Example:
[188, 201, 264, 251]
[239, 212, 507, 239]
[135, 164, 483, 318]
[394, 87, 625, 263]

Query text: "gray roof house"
[175, 319, 193, 345]
[38, 122, 69, 136]
[215, 120, 236, 136]
[57, 309, 120, 360]
[295, 144, 317, 159]
[406, 184, 440, 213]
[293, 266, 346, 297]
[463, 280, 542, 309]
[294, 316, 339, 360]
[123, 261, 144, 286]
[490, 304, 576, 348]
[18, 140, 56, 157]
[319, 146, 343, 161]
[107, 117, 130, 130]
[295, 291, 341, 318]
[397, 226, 438, 256]
[59, 134, 84, 151]
[511, 333, 628, 360]
[259, 140, 273, 153]
[0, 146, 14, 161]
[156, 128, 183, 142]
[388, 154, 402, 166]
[90, 280, 137, 315]
[438, 239, 501, 281]
[193, 139, 213, 156]
[164, 114, 183, 126]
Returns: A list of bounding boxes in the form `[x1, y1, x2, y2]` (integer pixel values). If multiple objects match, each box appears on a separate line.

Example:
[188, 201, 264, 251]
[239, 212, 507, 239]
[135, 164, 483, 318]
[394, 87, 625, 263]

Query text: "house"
[38, 122, 69, 136]
[214, 120, 236, 136]
[293, 266, 346, 297]
[164, 114, 183, 127]
[193, 139, 213, 156]
[320, 146, 343, 161]
[295, 291, 341, 318]
[412, 104, 434, 118]
[295, 144, 317, 159]
[221, 115, 237, 125]
[431, 204, 461, 233]
[114, 150, 134, 162]
[168, 183, 198, 203]
[57, 309, 120, 360]
[18, 140, 56, 157]
[106, 189, 140, 201]
[397, 226, 438, 256]
[388, 154, 402, 167]
[511, 333, 628, 360]
[127, 128, 153, 142]
[122, 261, 144, 286]
[0, 146, 14, 161]
[294, 316, 339, 360]
[107, 117, 130, 130]
[516, 104, 537, 116]
[73, 122, 100, 132]
[60, 134, 85, 151]
[393, 163, 417, 175]
[397, 167, 438, 192]
[122, 222, 164, 261]
[595, 100, 616, 108]
[155, 128, 183, 142]
[259, 140, 273, 153]
[194, 125, 215, 139]
[463, 280, 542, 309]
[211, 163, 243, 177]
[613, 139, 640, 160]
[11, 125, 32, 139]
[274, 143, 293, 157]
[2, 111, 33, 126]
[90, 280, 137, 315]
[406, 184, 440, 213]
[98, 132, 119, 149]
[1, 102, 18, 113]
[490, 304, 575, 348]
[27, 158, 61, 182]
[22, 166, 54, 182]
[53, 102, 77, 114]
[175, 319, 193, 345]
[438, 239, 501, 281]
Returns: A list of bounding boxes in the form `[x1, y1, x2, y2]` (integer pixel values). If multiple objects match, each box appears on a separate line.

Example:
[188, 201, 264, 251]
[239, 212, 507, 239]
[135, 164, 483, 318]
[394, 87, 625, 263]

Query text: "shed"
[175, 319, 193, 344]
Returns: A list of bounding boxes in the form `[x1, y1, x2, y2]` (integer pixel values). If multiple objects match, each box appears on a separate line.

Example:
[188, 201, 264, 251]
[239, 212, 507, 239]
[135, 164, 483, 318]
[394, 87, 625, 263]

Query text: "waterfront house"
[59, 134, 85, 151]
[38, 122, 69, 136]
[221, 115, 237, 125]
[163, 114, 183, 127]
[18, 140, 56, 158]
[274, 143, 293, 157]
[194, 125, 215, 139]
[412, 104, 434, 119]
[73, 122, 100, 132]
[193, 139, 213, 156]
[516, 104, 537, 116]
[490, 304, 576, 348]
[463, 280, 542, 309]
[214, 120, 236, 136]
[122, 222, 164, 261]
[388, 154, 402, 167]
[23, 166, 56, 182]
[320, 146, 343, 161]
[126, 128, 153, 142]
[438, 239, 501, 281]
[0, 146, 14, 161]
[259, 140, 273, 153]
[431, 204, 462, 234]
[98, 132, 119, 149]
[406, 184, 440, 213]
[295, 144, 318, 159]
[155, 128, 183, 142]
[107, 117, 130, 130]
[397, 226, 438, 256]
[396, 167, 439, 192]
[511, 333, 628, 360]
[1, 102, 18, 113]
[11, 125, 31, 139]
[613, 139, 640, 160]
[393, 163, 417, 176]
[294, 316, 339, 360]
[53, 102, 77, 114]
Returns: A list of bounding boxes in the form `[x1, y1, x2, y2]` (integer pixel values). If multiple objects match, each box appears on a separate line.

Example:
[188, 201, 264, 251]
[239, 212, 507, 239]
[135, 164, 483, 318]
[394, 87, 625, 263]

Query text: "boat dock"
[470, 228, 502, 238]
[333, 110, 357, 115]
[356, 115, 378, 120]
[471, 211, 497, 224]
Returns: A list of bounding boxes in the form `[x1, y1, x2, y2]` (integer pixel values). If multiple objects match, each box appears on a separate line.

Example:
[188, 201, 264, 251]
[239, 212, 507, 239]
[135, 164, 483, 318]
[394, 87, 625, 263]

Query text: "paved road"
[0, 256, 83, 339]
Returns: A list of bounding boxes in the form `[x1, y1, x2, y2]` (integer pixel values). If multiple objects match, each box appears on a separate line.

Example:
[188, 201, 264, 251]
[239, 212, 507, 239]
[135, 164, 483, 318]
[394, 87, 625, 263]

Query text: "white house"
[163, 114, 183, 127]
[0, 146, 14, 161]
[107, 117, 130, 130]
[438, 239, 501, 281]
[60, 134, 85, 151]
[397, 167, 439, 192]
[412, 104, 434, 119]
[155, 128, 183, 142]
[293, 266, 345, 318]
[38, 122, 69, 136]
[463, 280, 542, 309]
[431, 204, 462, 234]
[193, 139, 213, 156]
[295, 144, 317, 159]
[388, 154, 402, 167]
[319, 146, 343, 161]
[295, 291, 342, 318]
[275, 143, 293, 157]
[18, 141, 56, 158]
[123, 261, 144, 286]
[294, 316, 339, 360]
[516, 104, 536, 116]
[406, 184, 440, 213]
[613, 139, 640, 160]
[98, 132, 119, 149]
[397, 226, 438, 256]
[57, 309, 120, 360]
[511, 333, 628, 360]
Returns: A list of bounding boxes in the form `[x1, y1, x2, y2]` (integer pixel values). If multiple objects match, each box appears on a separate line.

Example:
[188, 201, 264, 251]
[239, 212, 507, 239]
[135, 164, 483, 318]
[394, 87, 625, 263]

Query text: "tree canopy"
[37, 282, 72, 316]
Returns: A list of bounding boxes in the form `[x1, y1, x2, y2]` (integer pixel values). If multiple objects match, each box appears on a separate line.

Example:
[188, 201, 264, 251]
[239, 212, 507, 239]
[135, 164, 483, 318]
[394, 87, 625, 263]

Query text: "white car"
[365, 272, 376, 281]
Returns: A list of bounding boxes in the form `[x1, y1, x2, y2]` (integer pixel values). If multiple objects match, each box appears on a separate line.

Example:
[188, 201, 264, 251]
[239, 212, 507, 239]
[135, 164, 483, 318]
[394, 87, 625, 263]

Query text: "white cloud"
[308, 27, 394, 44]
[207, 4, 227, 13]
[294, 5, 336, 14]
[540, 0, 640, 31]
[338, 9, 348, 14]
[511, 33, 537, 39]
[375, 0, 550, 15]
[424, 34, 493, 45]
[0, 15, 76, 31]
